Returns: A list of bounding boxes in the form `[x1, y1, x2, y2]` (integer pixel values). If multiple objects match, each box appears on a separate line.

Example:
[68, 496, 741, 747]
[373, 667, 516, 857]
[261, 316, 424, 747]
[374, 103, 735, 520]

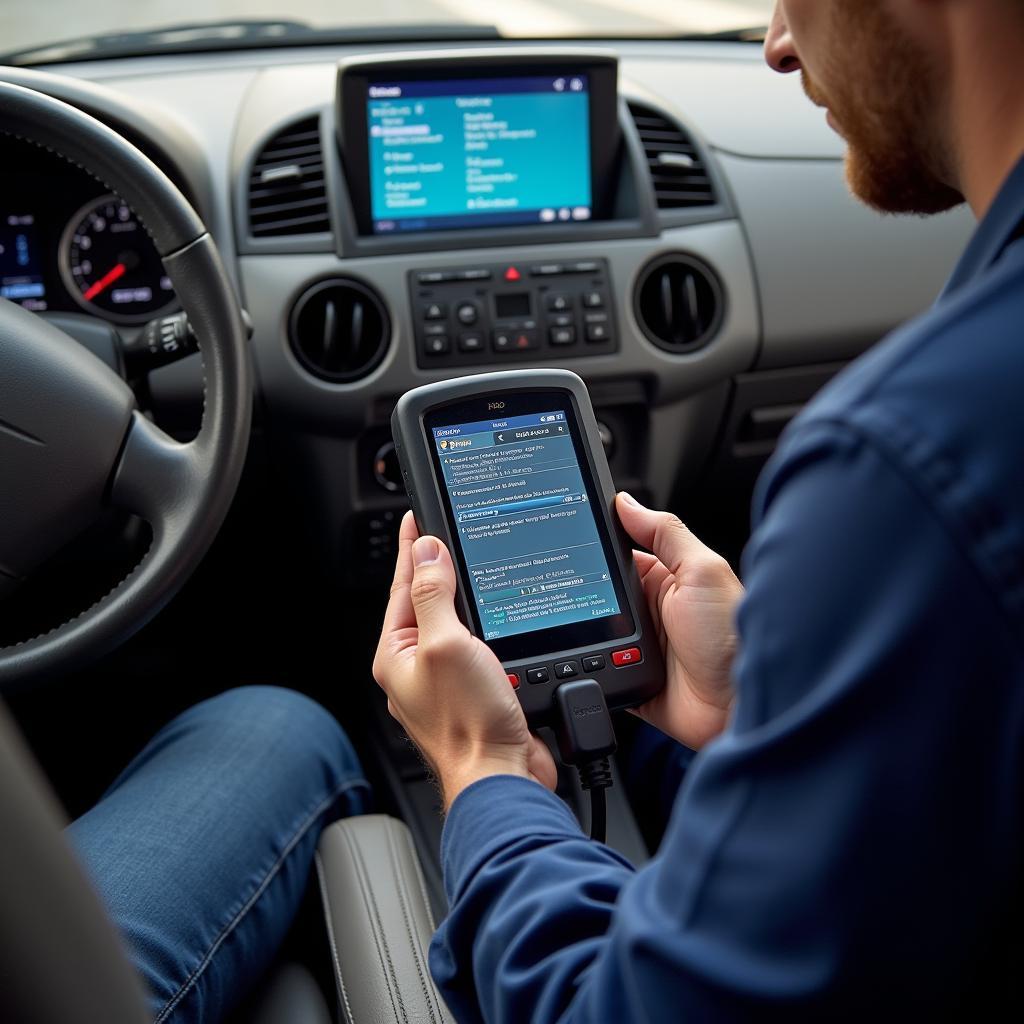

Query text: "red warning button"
[507, 673, 521, 689]
[504, 266, 522, 282]
[611, 647, 642, 667]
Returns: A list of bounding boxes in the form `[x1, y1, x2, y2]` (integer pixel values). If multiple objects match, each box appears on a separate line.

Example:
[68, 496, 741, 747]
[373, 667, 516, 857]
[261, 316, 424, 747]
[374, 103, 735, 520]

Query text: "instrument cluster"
[0, 140, 177, 326]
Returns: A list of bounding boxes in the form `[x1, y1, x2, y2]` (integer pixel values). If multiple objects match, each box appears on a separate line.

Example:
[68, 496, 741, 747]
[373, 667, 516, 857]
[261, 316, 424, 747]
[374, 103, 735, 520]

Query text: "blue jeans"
[68, 686, 370, 1023]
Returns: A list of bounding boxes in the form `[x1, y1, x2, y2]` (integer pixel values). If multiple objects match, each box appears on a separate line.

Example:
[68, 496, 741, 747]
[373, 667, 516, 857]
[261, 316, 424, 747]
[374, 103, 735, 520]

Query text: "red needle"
[83, 262, 127, 301]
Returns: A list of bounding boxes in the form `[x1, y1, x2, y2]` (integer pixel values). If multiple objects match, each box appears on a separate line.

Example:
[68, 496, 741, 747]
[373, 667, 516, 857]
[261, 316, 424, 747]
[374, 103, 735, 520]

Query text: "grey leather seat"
[316, 815, 455, 1024]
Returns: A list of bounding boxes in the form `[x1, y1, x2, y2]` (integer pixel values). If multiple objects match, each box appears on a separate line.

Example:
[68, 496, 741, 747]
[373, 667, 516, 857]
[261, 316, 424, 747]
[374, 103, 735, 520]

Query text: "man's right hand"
[615, 493, 744, 750]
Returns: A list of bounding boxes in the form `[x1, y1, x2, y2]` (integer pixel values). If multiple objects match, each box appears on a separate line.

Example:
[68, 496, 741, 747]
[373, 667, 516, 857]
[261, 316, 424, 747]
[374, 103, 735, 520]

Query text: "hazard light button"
[611, 647, 643, 667]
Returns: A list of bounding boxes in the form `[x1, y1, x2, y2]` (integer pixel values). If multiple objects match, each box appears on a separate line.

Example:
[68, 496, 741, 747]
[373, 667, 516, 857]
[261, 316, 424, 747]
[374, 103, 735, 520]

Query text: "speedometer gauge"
[59, 195, 176, 324]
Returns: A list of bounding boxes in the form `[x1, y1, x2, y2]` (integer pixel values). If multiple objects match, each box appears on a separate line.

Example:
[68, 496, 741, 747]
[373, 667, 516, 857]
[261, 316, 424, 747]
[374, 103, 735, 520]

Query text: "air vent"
[634, 254, 724, 354]
[628, 102, 716, 210]
[289, 279, 390, 382]
[249, 117, 330, 237]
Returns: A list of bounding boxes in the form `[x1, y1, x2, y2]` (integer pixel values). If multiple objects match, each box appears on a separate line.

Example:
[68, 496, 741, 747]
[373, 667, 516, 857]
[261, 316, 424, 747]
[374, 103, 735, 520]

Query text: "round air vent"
[289, 278, 390, 382]
[634, 254, 724, 354]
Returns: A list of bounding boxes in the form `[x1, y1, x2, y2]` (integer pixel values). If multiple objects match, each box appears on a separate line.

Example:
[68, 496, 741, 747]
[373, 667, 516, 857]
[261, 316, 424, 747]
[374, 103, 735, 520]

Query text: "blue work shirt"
[430, 158, 1024, 1022]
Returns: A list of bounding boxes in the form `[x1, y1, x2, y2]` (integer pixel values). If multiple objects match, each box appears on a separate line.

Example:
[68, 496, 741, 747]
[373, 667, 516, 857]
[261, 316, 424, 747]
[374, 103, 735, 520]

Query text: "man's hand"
[373, 512, 557, 809]
[616, 493, 744, 750]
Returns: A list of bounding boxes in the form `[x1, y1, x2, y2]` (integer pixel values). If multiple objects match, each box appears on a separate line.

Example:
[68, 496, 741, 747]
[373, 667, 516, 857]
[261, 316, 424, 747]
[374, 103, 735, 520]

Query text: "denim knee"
[173, 685, 365, 789]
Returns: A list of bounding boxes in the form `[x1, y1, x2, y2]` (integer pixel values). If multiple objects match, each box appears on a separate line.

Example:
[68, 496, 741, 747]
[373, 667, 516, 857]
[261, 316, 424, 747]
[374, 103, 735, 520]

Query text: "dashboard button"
[581, 654, 605, 672]
[585, 323, 611, 343]
[611, 647, 642, 667]
[456, 302, 479, 325]
[458, 268, 492, 281]
[417, 271, 454, 284]
[423, 302, 446, 320]
[548, 312, 574, 328]
[424, 335, 451, 355]
[507, 673, 521, 689]
[530, 263, 564, 276]
[550, 326, 576, 345]
[493, 329, 538, 353]
[584, 311, 608, 325]
[458, 332, 484, 352]
[583, 291, 605, 308]
[554, 660, 579, 679]
[526, 667, 550, 685]
[568, 260, 600, 273]
[546, 293, 572, 312]
[423, 322, 448, 336]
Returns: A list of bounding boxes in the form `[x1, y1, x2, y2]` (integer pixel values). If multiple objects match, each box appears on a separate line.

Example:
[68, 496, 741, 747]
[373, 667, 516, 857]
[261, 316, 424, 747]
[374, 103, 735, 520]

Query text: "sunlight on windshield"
[0, 0, 773, 59]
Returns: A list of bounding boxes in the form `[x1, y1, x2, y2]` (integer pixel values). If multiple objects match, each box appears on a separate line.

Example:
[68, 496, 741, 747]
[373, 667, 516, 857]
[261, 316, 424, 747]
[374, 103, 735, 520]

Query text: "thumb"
[409, 535, 463, 636]
[615, 492, 706, 576]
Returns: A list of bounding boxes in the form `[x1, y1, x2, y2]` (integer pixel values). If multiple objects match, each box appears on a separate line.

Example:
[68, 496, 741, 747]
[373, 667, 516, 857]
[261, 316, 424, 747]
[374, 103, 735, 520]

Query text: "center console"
[409, 257, 616, 365]
[229, 45, 751, 590]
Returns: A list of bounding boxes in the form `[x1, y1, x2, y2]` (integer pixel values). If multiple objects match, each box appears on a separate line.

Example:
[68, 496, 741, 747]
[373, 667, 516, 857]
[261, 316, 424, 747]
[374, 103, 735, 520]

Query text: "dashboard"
[0, 40, 975, 583]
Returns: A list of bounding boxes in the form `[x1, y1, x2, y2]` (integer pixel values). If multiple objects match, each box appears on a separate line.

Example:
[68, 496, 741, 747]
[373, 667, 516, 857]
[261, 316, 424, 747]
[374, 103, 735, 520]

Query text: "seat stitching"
[349, 826, 410, 1024]
[315, 850, 357, 1024]
[384, 819, 438, 1024]
[406, 826, 438, 931]
[153, 777, 367, 1023]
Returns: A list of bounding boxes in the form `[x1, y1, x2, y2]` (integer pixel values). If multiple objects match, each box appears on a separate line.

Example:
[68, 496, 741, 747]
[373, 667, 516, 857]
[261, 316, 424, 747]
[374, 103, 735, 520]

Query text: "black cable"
[553, 680, 617, 844]
[578, 757, 613, 841]
[588, 785, 607, 843]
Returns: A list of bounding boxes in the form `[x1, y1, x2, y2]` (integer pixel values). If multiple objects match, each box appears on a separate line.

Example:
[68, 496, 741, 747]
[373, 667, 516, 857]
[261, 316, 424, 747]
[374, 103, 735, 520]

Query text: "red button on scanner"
[611, 647, 642, 667]
[507, 673, 521, 689]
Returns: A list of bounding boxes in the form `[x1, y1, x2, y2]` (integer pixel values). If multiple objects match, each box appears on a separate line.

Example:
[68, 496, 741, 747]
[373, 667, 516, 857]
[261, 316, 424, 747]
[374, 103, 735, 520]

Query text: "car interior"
[0, 4, 976, 1022]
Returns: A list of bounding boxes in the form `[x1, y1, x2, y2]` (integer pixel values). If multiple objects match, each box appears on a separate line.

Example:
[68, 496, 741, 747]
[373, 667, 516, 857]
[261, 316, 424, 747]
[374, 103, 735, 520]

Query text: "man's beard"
[803, 2, 964, 216]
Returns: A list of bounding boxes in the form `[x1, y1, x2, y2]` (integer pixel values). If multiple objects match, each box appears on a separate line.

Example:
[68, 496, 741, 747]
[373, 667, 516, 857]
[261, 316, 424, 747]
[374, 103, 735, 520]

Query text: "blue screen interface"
[433, 409, 620, 641]
[367, 75, 592, 234]
[0, 214, 46, 309]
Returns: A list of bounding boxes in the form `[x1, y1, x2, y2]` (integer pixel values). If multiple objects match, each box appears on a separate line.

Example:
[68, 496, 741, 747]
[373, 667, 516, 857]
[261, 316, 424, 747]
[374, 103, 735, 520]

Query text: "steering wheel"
[0, 80, 251, 690]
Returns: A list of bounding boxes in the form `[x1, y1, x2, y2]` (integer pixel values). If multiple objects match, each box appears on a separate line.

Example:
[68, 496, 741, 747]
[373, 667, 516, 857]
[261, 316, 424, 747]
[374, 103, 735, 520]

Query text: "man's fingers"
[380, 511, 420, 636]
[408, 535, 464, 641]
[616, 492, 719, 579]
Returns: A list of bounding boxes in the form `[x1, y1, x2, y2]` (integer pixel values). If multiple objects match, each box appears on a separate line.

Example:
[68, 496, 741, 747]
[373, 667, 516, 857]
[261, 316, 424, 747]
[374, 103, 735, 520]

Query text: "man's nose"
[764, 3, 801, 73]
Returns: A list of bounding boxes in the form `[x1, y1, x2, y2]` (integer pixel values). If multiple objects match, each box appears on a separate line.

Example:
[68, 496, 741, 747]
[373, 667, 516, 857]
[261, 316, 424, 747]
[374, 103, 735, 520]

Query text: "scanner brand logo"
[488, 401, 506, 410]
[572, 704, 603, 719]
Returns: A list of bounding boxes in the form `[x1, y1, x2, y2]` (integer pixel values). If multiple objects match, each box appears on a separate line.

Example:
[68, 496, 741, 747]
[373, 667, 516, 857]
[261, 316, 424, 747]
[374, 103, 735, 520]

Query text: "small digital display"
[0, 214, 46, 310]
[367, 75, 592, 234]
[432, 408, 620, 641]
[494, 292, 532, 319]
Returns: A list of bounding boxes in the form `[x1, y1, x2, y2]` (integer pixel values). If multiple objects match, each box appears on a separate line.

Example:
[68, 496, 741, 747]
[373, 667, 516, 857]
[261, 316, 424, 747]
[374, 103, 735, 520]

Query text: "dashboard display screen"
[431, 407, 620, 642]
[0, 214, 47, 310]
[367, 75, 592, 234]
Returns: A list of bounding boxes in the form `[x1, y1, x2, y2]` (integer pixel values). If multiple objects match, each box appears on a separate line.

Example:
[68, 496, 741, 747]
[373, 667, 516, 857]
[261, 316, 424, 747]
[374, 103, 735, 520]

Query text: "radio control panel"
[408, 258, 617, 367]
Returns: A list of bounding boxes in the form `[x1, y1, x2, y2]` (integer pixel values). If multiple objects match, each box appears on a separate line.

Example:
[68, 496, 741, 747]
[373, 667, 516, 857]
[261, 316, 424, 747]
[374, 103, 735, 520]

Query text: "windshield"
[1, 1, 773, 64]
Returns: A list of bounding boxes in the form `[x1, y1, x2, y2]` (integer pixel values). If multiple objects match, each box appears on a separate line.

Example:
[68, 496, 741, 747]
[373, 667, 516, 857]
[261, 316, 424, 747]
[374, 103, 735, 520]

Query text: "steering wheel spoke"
[109, 412, 204, 535]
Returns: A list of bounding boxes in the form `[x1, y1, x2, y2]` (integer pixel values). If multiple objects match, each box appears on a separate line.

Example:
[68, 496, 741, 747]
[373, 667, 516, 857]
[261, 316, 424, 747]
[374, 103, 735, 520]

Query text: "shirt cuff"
[441, 775, 585, 903]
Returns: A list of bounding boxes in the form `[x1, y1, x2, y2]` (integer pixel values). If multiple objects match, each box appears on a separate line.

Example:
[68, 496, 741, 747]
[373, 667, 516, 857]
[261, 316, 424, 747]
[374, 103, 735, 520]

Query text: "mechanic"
[374, 1, 1024, 1018]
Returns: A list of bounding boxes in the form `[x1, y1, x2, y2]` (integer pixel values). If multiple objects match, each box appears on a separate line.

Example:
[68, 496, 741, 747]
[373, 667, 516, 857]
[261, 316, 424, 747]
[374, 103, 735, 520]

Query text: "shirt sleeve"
[429, 420, 1023, 1022]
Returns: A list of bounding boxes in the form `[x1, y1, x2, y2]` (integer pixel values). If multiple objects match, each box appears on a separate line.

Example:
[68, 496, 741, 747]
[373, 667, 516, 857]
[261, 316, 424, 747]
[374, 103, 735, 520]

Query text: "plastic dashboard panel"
[26, 40, 973, 542]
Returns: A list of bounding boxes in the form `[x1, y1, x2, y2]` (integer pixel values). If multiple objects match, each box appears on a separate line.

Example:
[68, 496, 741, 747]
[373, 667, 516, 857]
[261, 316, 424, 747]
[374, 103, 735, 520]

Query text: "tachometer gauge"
[59, 195, 176, 323]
